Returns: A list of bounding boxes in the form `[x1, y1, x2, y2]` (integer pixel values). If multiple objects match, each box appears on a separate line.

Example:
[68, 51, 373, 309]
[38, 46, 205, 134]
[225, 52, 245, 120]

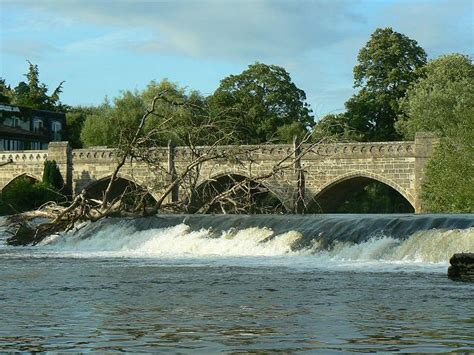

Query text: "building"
[0, 104, 66, 151]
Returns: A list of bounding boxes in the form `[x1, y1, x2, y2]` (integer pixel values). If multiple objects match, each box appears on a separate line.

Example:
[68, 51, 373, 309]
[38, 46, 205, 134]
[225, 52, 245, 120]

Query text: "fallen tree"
[5, 93, 337, 246]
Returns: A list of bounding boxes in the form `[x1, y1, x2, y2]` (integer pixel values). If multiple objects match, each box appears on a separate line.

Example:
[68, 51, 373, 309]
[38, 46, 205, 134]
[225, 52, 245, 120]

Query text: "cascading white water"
[318, 228, 474, 263]
[41, 222, 474, 267]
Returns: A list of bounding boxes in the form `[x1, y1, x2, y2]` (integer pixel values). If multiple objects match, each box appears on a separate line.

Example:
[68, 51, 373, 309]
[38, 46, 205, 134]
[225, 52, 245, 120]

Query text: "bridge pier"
[414, 132, 438, 213]
[47, 142, 72, 195]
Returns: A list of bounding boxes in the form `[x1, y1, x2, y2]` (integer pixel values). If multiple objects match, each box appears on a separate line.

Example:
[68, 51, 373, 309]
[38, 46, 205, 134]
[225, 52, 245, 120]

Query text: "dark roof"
[0, 104, 66, 120]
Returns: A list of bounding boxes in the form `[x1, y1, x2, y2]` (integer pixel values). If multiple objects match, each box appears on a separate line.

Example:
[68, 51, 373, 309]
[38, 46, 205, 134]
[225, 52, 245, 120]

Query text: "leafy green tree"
[209, 62, 314, 144]
[8, 61, 65, 111]
[311, 113, 360, 142]
[43, 160, 64, 190]
[397, 54, 474, 212]
[0, 78, 13, 104]
[80, 80, 209, 148]
[0, 176, 62, 215]
[396, 54, 474, 140]
[140, 79, 212, 146]
[81, 91, 146, 148]
[80, 99, 115, 147]
[345, 28, 427, 141]
[65, 106, 100, 148]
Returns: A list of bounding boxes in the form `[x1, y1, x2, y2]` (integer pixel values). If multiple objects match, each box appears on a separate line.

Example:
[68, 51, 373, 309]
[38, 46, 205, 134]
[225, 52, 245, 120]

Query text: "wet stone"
[448, 253, 474, 282]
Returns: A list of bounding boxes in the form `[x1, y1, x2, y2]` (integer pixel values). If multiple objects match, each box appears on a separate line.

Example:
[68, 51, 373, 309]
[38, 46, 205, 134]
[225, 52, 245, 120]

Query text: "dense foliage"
[81, 80, 212, 147]
[43, 160, 64, 191]
[343, 28, 427, 141]
[65, 106, 100, 148]
[209, 63, 314, 143]
[397, 54, 474, 212]
[0, 176, 62, 215]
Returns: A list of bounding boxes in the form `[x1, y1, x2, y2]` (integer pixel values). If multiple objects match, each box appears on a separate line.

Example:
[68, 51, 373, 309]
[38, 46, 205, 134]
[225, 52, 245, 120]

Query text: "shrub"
[0, 176, 62, 215]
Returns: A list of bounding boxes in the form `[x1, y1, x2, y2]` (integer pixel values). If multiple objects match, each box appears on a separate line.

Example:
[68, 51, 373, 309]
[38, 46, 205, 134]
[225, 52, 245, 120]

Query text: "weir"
[0, 132, 438, 212]
[39, 214, 474, 265]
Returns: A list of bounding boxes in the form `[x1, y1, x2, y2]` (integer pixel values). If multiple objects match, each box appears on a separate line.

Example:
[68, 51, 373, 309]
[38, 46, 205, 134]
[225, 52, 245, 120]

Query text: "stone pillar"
[47, 141, 72, 195]
[414, 132, 438, 213]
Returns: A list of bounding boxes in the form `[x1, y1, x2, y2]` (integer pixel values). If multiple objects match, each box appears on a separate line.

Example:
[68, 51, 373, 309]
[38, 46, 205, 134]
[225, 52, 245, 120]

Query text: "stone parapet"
[0, 134, 438, 213]
[302, 141, 415, 160]
[0, 150, 48, 163]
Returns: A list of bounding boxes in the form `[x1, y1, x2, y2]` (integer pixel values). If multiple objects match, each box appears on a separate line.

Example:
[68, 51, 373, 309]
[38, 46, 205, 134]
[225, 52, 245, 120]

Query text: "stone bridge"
[0, 133, 437, 213]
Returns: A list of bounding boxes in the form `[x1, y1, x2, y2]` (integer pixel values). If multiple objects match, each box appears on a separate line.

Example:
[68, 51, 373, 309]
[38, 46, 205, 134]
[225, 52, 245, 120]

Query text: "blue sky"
[1, 0, 473, 118]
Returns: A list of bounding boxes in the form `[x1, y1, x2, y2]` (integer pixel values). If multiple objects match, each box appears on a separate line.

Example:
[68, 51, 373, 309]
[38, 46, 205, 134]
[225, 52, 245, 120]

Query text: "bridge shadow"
[82, 176, 157, 208]
[190, 173, 286, 214]
[307, 176, 415, 214]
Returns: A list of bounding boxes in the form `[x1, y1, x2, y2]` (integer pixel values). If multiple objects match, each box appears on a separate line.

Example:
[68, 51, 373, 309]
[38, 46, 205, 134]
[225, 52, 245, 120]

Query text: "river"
[1, 214, 473, 352]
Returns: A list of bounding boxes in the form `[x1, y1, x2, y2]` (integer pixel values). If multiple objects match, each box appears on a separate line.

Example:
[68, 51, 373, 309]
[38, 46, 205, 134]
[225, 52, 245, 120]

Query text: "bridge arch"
[307, 171, 415, 213]
[193, 171, 289, 213]
[81, 173, 157, 205]
[1, 173, 42, 192]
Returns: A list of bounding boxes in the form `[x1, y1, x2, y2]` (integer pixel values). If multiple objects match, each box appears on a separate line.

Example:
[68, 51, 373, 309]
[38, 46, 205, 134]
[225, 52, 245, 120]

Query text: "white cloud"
[1, 40, 58, 59]
[4, 0, 367, 61]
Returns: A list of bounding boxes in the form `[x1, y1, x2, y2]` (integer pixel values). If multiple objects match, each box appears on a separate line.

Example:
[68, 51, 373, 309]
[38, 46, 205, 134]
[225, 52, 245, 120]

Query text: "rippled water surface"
[1, 214, 473, 352]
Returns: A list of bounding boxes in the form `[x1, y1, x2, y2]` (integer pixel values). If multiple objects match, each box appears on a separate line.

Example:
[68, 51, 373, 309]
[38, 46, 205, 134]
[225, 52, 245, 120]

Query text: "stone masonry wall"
[0, 133, 437, 212]
[0, 150, 48, 190]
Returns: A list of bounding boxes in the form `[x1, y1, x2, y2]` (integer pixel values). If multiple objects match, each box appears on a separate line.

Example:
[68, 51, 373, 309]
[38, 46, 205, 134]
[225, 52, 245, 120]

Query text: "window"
[31, 141, 42, 150]
[7, 139, 23, 150]
[33, 119, 44, 133]
[12, 117, 20, 128]
[51, 121, 62, 141]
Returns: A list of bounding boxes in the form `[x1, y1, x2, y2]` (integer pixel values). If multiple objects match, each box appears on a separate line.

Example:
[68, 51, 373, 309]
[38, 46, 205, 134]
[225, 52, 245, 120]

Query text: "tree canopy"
[209, 62, 314, 144]
[398, 54, 474, 212]
[81, 66, 315, 149]
[344, 27, 427, 141]
[65, 106, 100, 149]
[1, 61, 65, 111]
[81, 79, 213, 148]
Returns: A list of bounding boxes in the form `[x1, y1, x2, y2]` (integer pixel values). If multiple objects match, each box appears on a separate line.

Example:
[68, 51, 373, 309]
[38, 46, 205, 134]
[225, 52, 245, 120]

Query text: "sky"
[1, 0, 473, 118]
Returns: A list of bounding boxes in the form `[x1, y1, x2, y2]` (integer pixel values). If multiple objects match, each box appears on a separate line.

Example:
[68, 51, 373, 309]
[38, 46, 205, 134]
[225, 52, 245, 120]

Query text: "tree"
[209, 62, 314, 144]
[0, 177, 62, 215]
[344, 28, 427, 141]
[80, 93, 143, 148]
[397, 54, 474, 212]
[311, 113, 359, 142]
[0, 78, 13, 104]
[65, 106, 99, 149]
[43, 160, 64, 190]
[80, 80, 211, 148]
[8, 61, 65, 111]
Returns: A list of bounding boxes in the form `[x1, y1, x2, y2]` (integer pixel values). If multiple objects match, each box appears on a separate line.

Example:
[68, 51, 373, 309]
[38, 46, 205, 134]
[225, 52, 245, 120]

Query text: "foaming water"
[34, 216, 474, 272]
[42, 224, 304, 258]
[1, 214, 474, 352]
